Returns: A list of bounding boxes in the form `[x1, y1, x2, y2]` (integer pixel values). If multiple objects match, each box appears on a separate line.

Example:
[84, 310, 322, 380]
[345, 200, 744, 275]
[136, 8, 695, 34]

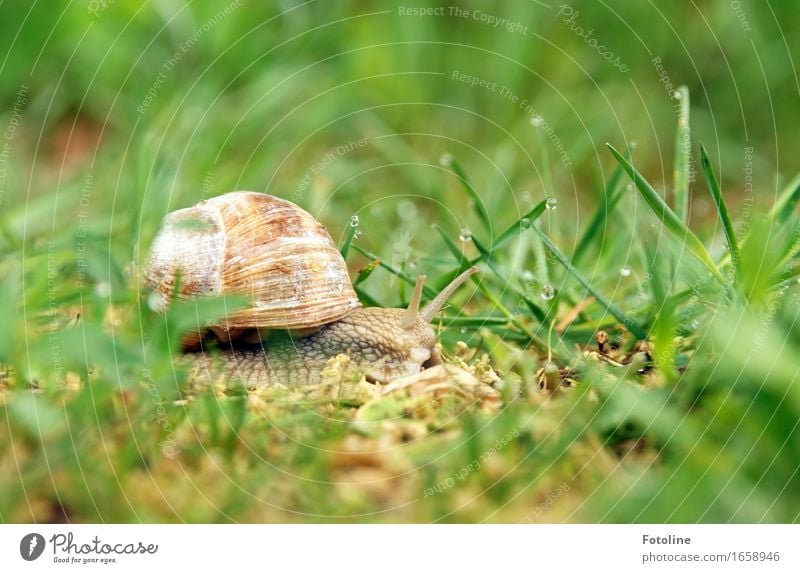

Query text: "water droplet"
[350, 215, 360, 227]
[520, 217, 531, 229]
[459, 327, 468, 334]
[722, 241, 729, 250]
[354, 229, 363, 239]
[619, 266, 632, 277]
[521, 191, 533, 205]
[690, 319, 701, 330]
[530, 115, 543, 127]
[626, 183, 634, 192]
[95, 282, 111, 297]
[397, 200, 417, 220]
[545, 197, 558, 210]
[439, 152, 453, 167]
[521, 270, 534, 281]
[147, 291, 166, 312]
[459, 227, 472, 242]
[541, 284, 555, 300]
[673, 90, 683, 100]
[629, 140, 638, 149]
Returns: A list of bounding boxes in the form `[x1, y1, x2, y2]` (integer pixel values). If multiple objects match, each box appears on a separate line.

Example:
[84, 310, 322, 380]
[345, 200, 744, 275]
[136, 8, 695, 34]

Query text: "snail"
[143, 191, 479, 387]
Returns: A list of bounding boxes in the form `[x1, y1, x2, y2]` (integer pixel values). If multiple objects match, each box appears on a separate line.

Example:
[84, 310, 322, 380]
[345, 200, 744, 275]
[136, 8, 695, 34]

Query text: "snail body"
[144, 191, 478, 386]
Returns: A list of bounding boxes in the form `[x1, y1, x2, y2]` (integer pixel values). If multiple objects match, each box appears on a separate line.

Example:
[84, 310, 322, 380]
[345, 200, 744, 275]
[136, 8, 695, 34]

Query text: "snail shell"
[144, 191, 359, 334]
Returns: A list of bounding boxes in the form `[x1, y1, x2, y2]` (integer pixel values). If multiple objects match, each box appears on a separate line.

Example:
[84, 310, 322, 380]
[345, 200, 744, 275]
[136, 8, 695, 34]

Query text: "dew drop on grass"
[520, 217, 531, 229]
[541, 284, 555, 300]
[439, 152, 453, 167]
[521, 270, 534, 281]
[530, 115, 543, 127]
[95, 282, 111, 297]
[147, 291, 166, 312]
[397, 200, 417, 220]
[545, 197, 558, 210]
[460, 327, 468, 334]
[619, 266, 632, 277]
[673, 90, 683, 100]
[350, 215, 360, 227]
[459, 227, 472, 242]
[354, 229, 363, 239]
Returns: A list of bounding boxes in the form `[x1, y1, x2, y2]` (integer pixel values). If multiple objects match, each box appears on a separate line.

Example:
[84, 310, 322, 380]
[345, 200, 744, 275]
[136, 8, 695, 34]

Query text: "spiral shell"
[144, 191, 359, 331]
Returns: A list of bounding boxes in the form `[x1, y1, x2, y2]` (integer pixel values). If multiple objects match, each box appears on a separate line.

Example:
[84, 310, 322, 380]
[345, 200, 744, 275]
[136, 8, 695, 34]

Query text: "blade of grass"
[354, 259, 380, 285]
[572, 161, 627, 267]
[529, 224, 647, 339]
[434, 224, 469, 265]
[673, 86, 691, 223]
[435, 228, 552, 351]
[351, 245, 437, 299]
[700, 143, 739, 284]
[769, 172, 800, 223]
[491, 199, 547, 252]
[607, 144, 726, 286]
[435, 200, 548, 276]
[533, 118, 560, 243]
[339, 224, 357, 259]
[435, 316, 514, 327]
[447, 157, 492, 235]
[471, 235, 547, 323]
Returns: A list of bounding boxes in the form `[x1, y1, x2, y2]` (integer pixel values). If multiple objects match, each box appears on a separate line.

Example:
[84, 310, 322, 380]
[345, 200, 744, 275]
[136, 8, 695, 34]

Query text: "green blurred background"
[1, 1, 798, 523]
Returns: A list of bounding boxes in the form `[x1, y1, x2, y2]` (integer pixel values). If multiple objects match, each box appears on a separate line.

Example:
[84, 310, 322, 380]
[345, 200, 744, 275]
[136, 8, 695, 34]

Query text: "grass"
[1, 1, 799, 523]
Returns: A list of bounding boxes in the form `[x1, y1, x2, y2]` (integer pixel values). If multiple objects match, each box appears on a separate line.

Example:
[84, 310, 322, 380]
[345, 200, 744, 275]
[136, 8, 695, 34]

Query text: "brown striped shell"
[144, 191, 359, 333]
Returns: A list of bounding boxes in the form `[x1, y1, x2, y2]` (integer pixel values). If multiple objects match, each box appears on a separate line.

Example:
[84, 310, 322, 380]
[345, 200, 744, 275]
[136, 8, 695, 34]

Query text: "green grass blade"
[435, 200, 547, 273]
[770, 172, 800, 223]
[700, 143, 739, 283]
[434, 224, 469, 265]
[434, 316, 514, 327]
[529, 224, 647, 339]
[470, 235, 547, 323]
[447, 157, 492, 235]
[491, 200, 547, 252]
[354, 259, 381, 286]
[673, 86, 691, 223]
[339, 224, 357, 259]
[607, 144, 726, 285]
[350, 245, 437, 299]
[572, 162, 627, 267]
